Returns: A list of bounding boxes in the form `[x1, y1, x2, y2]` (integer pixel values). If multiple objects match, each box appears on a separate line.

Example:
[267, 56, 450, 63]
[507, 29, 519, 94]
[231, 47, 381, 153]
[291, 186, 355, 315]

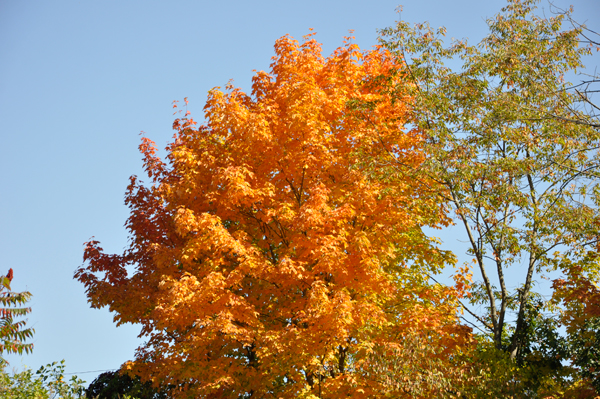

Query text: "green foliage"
[512, 298, 573, 396]
[453, 337, 570, 398]
[568, 317, 600, 392]
[0, 360, 85, 399]
[370, 0, 600, 395]
[378, 0, 598, 354]
[515, 298, 567, 365]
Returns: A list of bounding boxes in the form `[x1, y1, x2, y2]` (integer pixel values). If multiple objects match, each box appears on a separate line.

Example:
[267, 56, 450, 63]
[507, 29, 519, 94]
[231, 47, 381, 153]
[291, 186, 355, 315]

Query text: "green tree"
[0, 360, 85, 399]
[85, 370, 168, 399]
[552, 254, 600, 395]
[0, 269, 34, 367]
[372, 0, 600, 394]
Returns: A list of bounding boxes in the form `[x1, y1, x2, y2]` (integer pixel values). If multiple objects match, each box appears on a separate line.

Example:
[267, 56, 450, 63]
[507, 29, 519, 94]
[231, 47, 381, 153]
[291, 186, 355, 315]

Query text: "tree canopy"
[376, 0, 600, 395]
[76, 34, 469, 398]
[75, 0, 600, 397]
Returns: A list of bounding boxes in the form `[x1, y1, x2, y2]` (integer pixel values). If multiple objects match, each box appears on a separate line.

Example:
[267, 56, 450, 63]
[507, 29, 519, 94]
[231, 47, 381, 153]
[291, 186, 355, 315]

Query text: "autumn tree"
[0, 268, 34, 368]
[76, 35, 470, 398]
[552, 254, 600, 395]
[376, 0, 600, 394]
[557, 7, 600, 130]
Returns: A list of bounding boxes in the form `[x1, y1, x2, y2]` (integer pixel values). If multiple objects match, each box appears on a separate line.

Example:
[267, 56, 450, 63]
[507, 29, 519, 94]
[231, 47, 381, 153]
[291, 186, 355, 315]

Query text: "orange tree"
[76, 35, 470, 398]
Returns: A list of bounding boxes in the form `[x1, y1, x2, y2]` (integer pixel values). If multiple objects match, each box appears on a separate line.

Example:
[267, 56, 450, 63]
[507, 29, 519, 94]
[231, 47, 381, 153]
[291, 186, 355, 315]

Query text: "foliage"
[0, 269, 34, 368]
[85, 370, 169, 399]
[358, 332, 473, 398]
[75, 34, 471, 398]
[0, 360, 85, 399]
[553, 253, 600, 395]
[568, 316, 600, 394]
[378, 0, 598, 366]
[74, 0, 600, 396]
[372, 0, 600, 395]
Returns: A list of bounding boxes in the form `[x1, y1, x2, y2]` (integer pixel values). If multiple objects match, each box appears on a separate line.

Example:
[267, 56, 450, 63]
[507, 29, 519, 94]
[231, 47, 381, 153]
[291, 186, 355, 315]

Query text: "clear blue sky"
[1, 0, 598, 386]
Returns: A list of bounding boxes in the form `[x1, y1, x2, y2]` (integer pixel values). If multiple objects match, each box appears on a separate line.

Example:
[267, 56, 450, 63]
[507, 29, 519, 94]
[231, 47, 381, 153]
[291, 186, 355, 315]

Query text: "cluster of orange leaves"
[553, 261, 600, 334]
[76, 34, 472, 398]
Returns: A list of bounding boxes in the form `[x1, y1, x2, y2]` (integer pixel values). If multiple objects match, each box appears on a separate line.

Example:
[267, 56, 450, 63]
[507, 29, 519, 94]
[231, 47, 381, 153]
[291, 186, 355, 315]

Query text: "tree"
[376, 0, 600, 394]
[0, 268, 34, 367]
[552, 254, 600, 395]
[76, 34, 470, 398]
[85, 370, 168, 399]
[556, 6, 600, 131]
[0, 272, 85, 398]
[0, 360, 85, 399]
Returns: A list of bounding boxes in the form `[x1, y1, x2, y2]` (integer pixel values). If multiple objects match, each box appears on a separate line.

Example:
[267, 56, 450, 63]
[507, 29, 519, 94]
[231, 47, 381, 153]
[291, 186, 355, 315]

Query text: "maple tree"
[0, 268, 34, 368]
[552, 254, 600, 395]
[375, 0, 600, 395]
[76, 35, 470, 398]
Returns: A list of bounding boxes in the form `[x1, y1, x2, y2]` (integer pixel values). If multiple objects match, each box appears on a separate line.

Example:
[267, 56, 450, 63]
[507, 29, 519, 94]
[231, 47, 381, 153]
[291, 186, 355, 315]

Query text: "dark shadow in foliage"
[512, 297, 570, 392]
[85, 370, 168, 399]
[569, 317, 600, 394]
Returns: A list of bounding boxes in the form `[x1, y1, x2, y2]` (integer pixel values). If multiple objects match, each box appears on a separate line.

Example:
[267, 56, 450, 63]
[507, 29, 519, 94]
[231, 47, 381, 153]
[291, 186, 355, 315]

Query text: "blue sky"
[1, 0, 599, 386]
